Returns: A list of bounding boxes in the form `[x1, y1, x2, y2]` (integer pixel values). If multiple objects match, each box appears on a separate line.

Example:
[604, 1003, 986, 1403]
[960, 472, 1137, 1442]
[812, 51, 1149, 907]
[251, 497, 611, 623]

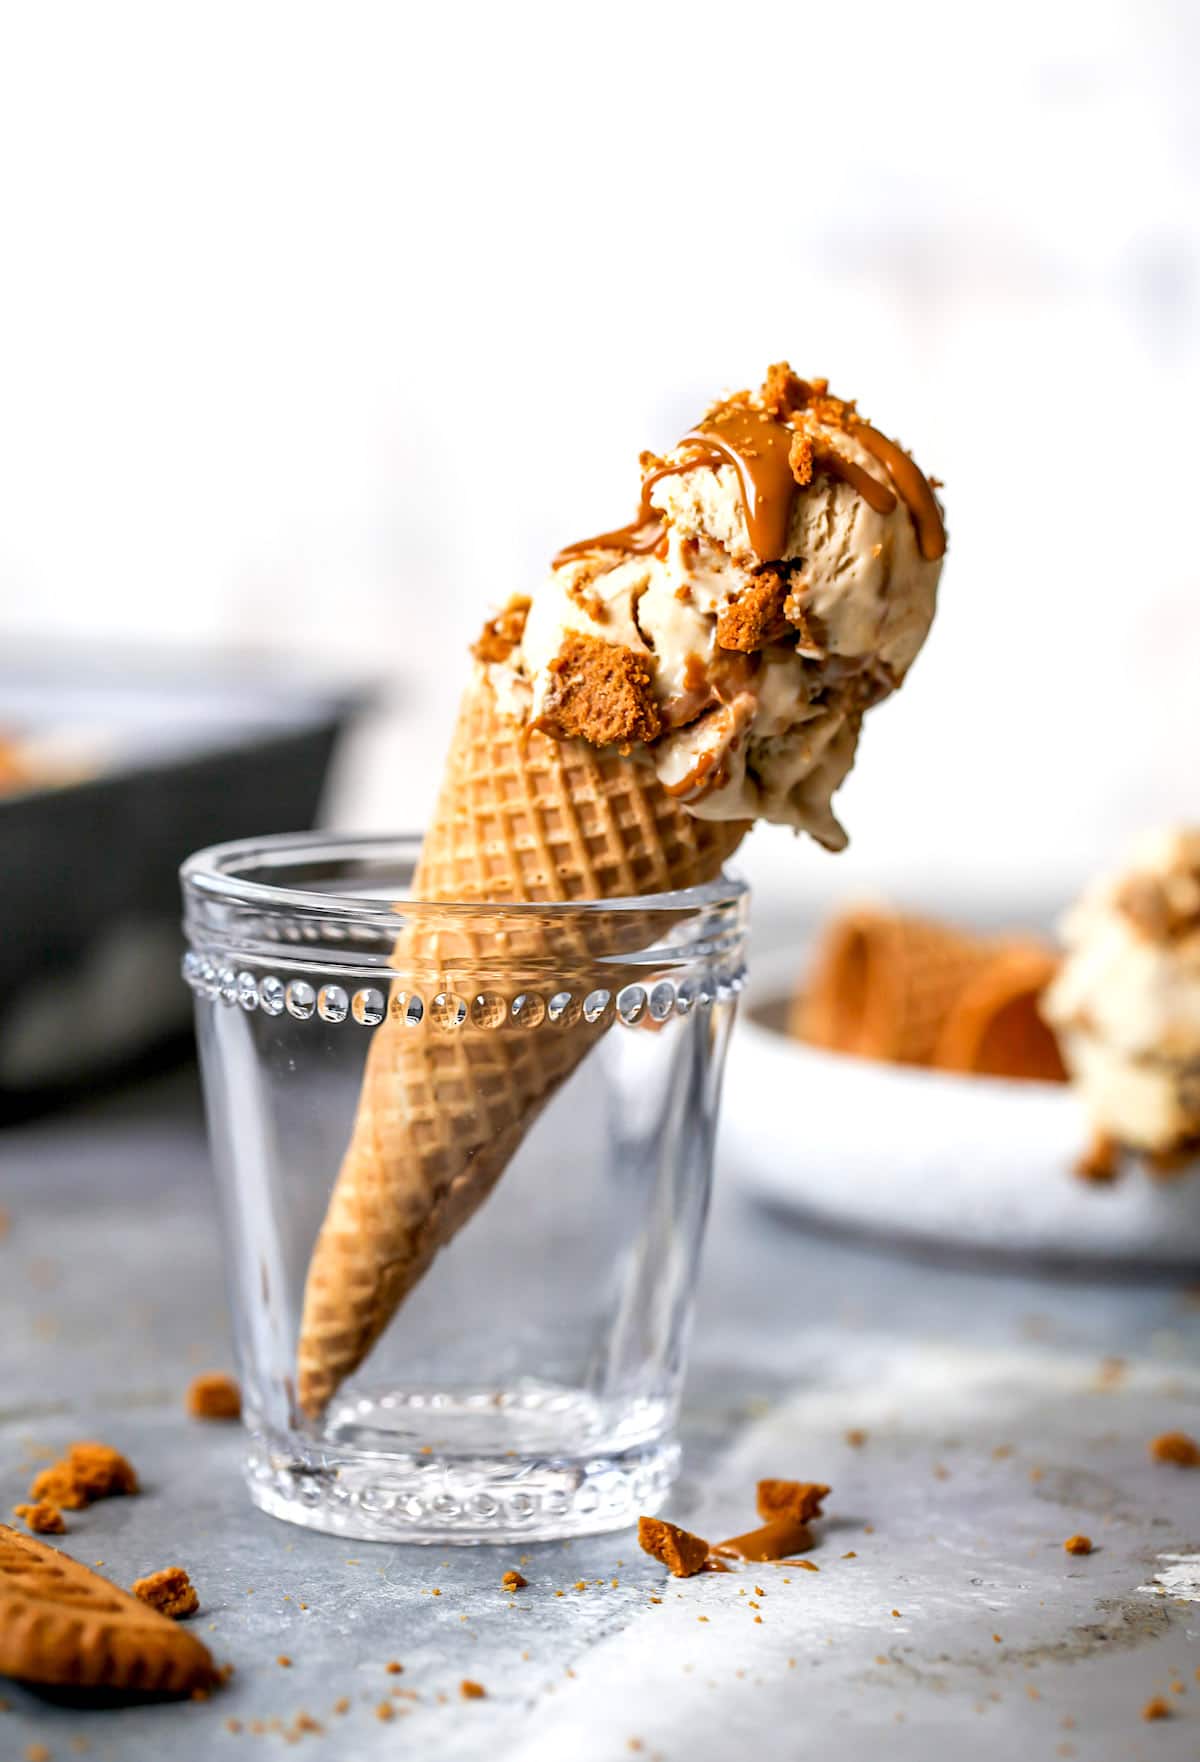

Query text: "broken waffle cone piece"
[296, 677, 746, 1418]
[795, 908, 1000, 1067]
[0, 1525, 216, 1696]
[931, 944, 1067, 1082]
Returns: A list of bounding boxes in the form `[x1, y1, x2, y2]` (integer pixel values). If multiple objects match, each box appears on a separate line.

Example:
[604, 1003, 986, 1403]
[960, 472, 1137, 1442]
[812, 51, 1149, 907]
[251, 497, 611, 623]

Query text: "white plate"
[723, 945, 1200, 1266]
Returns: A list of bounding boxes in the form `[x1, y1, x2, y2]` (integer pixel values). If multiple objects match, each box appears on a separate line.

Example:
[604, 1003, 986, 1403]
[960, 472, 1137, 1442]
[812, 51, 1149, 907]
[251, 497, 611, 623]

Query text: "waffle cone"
[795, 908, 999, 1067]
[931, 945, 1067, 1083]
[297, 679, 746, 1418]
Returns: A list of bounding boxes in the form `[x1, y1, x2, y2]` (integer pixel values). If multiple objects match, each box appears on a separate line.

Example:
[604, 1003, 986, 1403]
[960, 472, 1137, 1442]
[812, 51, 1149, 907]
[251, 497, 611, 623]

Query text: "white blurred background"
[2, 0, 1197, 925]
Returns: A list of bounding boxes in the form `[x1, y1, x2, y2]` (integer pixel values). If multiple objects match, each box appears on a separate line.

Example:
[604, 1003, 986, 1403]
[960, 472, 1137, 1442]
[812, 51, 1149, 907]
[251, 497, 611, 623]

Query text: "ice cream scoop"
[481, 363, 944, 849]
[1043, 827, 1200, 1163]
[297, 365, 946, 1416]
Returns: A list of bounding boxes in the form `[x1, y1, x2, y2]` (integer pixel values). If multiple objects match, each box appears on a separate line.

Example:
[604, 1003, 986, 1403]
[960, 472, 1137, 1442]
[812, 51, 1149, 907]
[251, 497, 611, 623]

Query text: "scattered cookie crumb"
[715, 570, 791, 653]
[1143, 1695, 1171, 1721]
[1063, 1535, 1093, 1556]
[460, 1679, 486, 1700]
[842, 1551, 857, 1559]
[13, 1501, 65, 1535]
[132, 1566, 199, 1619]
[186, 1372, 242, 1422]
[385, 1660, 403, 1675]
[845, 1429, 867, 1448]
[26, 1746, 50, 1762]
[375, 1700, 395, 1722]
[277, 1655, 292, 1668]
[31, 1440, 137, 1510]
[637, 1516, 709, 1579]
[502, 1570, 527, 1591]
[1149, 1430, 1200, 1467]
[793, 1560, 820, 1573]
[333, 1698, 350, 1715]
[471, 595, 531, 666]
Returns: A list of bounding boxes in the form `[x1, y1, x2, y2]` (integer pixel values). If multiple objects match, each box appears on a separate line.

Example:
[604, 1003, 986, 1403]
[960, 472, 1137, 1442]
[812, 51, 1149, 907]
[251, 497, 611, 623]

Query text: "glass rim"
[180, 829, 749, 922]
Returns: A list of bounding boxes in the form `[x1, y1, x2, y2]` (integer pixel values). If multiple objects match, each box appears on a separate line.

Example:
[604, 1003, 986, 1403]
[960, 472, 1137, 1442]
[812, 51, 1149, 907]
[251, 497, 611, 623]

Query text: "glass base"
[244, 1383, 679, 1543]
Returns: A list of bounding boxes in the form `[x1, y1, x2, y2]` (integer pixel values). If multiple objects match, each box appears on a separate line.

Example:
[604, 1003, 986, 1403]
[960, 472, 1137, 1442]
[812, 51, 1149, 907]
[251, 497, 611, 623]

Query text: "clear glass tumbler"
[181, 833, 747, 1544]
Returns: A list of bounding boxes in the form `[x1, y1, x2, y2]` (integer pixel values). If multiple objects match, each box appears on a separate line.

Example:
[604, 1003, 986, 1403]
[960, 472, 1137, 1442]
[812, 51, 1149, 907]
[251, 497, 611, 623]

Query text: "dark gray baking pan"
[0, 650, 367, 1115]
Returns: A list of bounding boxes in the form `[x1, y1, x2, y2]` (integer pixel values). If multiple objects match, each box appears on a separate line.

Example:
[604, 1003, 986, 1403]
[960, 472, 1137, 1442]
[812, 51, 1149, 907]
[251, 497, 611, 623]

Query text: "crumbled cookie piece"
[186, 1372, 241, 1422]
[756, 1480, 830, 1525]
[788, 429, 815, 487]
[132, 1567, 199, 1620]
[12, 1502, 65, 1535]
[29, 1465, 88, 1511]
[1063, 1535, 1093, 1556]
[535, 632, 661, 749]
[385, 1659, 403, 1675]
[565, 568, 610, 624]
[845, 1429, 868, 1449]
[64, 1442, 138, 1501]
[471, 596, 531, 665]
[1142, 1695, 1171, 1721]
[637, 1516, 709, 1579]
[460, 1679, 486, 1699]
[760, 363, 812, 420]
[30, 1441, 138, 1511]
[375, 1700, 395, 1722]
[502, 1570, 527, 1591]
[1149, 1430, 1200, 1467]
[715, 571, 791, 653]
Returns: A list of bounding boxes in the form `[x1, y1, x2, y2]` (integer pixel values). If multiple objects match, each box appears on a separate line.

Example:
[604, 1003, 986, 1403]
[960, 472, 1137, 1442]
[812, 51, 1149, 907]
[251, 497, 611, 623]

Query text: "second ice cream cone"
[932, 945, 1066, 1082]
[795, 908, 998, 1067]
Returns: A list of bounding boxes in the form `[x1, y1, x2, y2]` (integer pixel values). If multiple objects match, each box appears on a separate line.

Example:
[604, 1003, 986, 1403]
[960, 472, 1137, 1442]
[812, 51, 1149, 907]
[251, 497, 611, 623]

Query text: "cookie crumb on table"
[1142, 1695, 1171, 1721]
[30, 1441, 138, 1510]
[132, 1567, 199, 1619]
[637, 1516, 709, 1579]
[186, 1372, 242, 1422]
[460, 1679, 486, 1699]
[385, 1659, 403, 1674]
[502, 1570, 527, 1591]
[1149, 1430, 1200, 1466]
[1063, 1535, 1092, 1556]
[12, 1501, 65, 1535]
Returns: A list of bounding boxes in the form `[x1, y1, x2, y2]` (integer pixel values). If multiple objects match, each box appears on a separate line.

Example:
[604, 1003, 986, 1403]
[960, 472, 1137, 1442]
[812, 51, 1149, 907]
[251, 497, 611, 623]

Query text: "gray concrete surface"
[1, 1067, 1199, 1760]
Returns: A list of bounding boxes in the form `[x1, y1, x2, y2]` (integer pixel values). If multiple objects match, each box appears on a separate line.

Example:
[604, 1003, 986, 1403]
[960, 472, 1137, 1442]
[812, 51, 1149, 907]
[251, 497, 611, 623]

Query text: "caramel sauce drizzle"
[811, 444, 896, 518]
[851, 421, 946, 560]
[553, 377, 945, 568]
[712, 1514, 815, 1563]
[678, 405, 797, 561]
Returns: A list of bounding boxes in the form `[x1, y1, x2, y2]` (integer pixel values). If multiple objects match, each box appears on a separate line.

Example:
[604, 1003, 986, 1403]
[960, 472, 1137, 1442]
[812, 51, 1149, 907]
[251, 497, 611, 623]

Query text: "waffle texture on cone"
[296, 679, 746, 1417]
[795, 908, 1064, 1080]
[0, 1525, 216, 1695]
[795, 909, 998, 1067]
[933, 945, 1067, 1082]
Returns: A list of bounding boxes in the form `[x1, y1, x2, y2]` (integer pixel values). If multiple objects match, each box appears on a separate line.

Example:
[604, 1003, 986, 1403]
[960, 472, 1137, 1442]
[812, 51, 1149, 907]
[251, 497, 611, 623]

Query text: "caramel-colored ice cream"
[1043, 828, 1200, 1156]
[481, 365, 945, 850]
